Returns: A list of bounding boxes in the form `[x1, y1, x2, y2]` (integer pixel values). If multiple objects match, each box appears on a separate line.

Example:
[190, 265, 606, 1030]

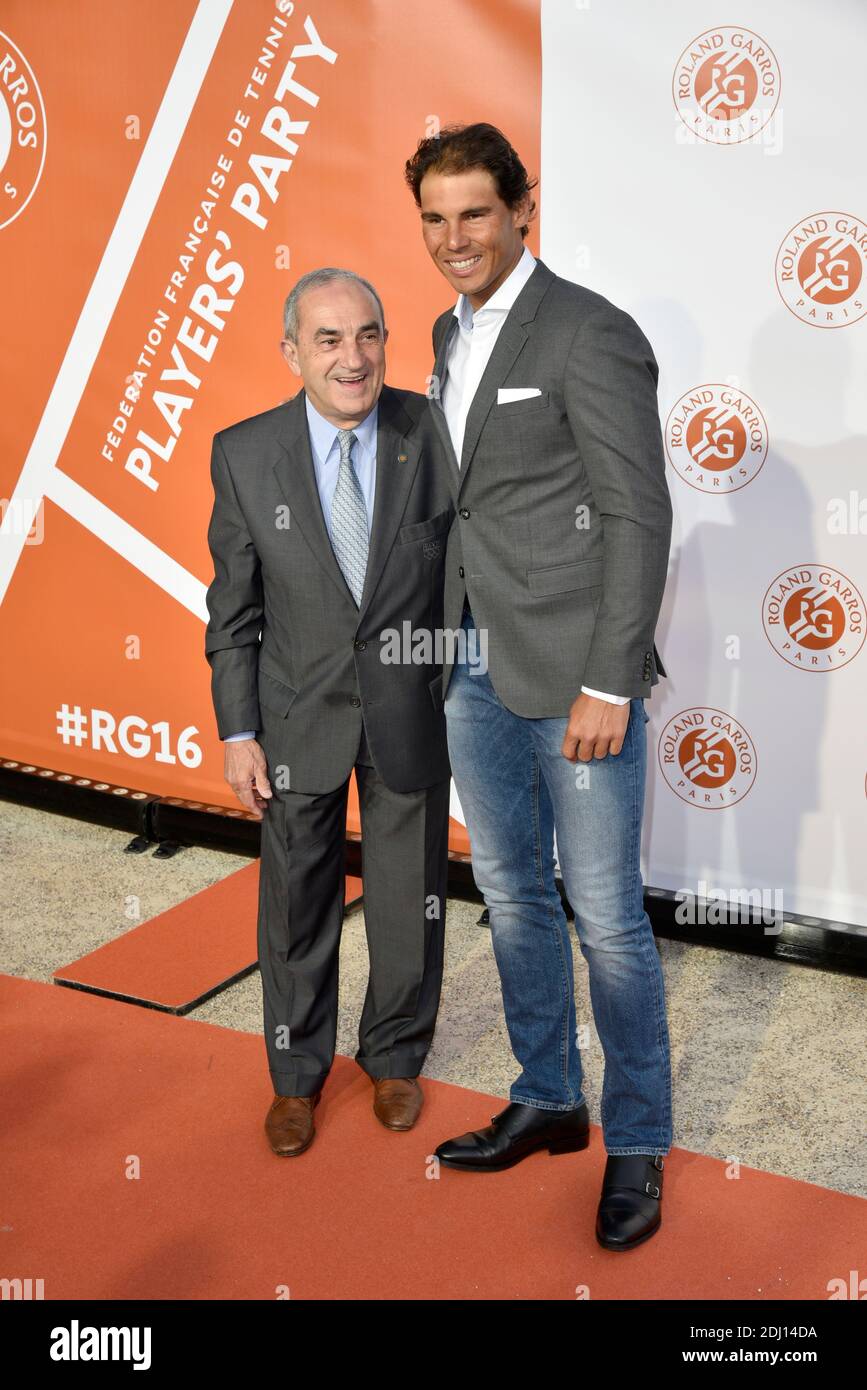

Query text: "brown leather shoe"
[264, 1091, 321, 1156]
[372, 1077, 423, 1131]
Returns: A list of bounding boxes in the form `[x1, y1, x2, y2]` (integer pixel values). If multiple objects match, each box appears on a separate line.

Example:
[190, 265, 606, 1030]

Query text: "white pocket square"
[497, 387, 541, 404]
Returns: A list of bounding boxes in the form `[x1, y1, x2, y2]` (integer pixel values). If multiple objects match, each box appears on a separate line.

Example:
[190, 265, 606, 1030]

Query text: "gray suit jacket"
[429, 256, 672, 713]
[204, 384, 454, 794]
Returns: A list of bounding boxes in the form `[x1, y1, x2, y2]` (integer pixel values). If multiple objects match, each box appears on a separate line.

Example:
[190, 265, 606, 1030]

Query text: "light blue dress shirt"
[303, 392, 378, 545]
[224, 394, 378, 741]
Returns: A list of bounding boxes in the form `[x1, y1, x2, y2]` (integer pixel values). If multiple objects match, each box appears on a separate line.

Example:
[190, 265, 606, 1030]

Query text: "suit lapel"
[429, 258, 556, 499]
[271, 385, 420, 619]
[457, 319, 528, 486]
[429, 315, 461, 502]
[272, 388, 352, 606]
[357, 385, 421, 620]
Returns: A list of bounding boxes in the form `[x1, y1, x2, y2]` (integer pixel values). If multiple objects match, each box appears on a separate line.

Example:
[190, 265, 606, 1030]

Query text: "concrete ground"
[2, 799, 864, 1197]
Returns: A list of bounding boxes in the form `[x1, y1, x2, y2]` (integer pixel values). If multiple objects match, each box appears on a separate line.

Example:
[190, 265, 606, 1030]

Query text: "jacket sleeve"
[563, 305, 672, 698]
[204, 431, 263, 738]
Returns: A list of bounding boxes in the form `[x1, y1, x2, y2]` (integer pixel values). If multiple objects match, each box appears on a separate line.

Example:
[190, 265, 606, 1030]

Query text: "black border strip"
[2, 757, 864, 982]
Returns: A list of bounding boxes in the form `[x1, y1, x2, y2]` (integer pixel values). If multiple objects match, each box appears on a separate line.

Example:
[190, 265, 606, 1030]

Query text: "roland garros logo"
[658, 708, 757, 809]
[665, 384, 768, 493]
[762, 565, 865, 671]
[775, 213, 866, 327]
[0, 31, 46, 231]
[673, 27, 780, 144]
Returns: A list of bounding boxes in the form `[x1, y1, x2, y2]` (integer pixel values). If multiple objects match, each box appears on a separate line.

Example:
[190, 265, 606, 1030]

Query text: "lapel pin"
[397, 453, 408, 463]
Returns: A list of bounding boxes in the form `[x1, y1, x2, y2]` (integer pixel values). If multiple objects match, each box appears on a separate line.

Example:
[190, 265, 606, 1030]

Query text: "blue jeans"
[444, 607, 672, 1156]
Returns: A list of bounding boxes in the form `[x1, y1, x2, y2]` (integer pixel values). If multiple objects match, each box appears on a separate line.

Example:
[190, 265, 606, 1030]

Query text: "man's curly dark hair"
[404, 122, 538, 238]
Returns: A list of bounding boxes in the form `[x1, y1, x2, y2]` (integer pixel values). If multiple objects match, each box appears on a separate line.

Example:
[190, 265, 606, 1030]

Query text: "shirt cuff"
[581, 686, 629, 705]
[223, 730, 257, 741]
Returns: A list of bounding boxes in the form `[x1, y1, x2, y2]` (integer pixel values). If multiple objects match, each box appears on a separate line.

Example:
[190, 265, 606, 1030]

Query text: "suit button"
[458, 566, 464, 578]
[354, 640, 367, 650]
[459, 507, 470, 519]
[350, 696, 361, 707]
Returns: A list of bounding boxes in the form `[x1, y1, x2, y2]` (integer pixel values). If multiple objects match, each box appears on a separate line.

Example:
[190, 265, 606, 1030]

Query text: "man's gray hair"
[282, 267, 386, 342]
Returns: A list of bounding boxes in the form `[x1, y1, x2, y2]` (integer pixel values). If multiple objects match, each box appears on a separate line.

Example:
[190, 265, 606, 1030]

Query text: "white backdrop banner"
[539, 0, 867, 925]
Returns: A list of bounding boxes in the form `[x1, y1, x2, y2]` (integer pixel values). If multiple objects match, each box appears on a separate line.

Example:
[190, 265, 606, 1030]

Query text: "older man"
[204, 268, 453, 1156]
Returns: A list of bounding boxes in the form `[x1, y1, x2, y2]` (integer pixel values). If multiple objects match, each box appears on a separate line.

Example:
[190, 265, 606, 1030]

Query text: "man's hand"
[561, 692, 630, 762]
[224, 738, 273, 819]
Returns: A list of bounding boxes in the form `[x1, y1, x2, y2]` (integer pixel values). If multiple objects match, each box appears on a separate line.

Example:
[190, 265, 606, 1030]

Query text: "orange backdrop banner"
[0, 0, 540, 812]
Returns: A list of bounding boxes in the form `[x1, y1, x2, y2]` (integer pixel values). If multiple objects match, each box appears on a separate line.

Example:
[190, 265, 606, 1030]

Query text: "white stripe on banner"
[48, 468, 208, 620]
[0, 0, 233, 609]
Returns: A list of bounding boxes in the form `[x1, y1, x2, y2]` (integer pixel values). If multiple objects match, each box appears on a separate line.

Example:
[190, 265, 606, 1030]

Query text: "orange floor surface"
[2, 973, 863, 1300]
[53, 863, 362, 1013]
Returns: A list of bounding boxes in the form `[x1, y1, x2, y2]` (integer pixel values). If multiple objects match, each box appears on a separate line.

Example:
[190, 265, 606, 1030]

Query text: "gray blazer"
[204, 384, 454, 795]
[429, 256, 672, 714]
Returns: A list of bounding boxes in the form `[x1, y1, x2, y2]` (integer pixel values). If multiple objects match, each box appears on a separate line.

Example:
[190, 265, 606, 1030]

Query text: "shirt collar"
[453, 244, 537, 331]
[303, 391, 379, 463]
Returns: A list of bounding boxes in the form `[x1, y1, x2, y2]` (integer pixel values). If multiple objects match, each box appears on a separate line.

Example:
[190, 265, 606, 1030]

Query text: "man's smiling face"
[281, 279, 387, 427]
[418, 167, 530, 310]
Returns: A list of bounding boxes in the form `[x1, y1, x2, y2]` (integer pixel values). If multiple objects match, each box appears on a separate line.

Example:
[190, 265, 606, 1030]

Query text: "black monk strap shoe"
[435, 1100, 590, 1173]
[595, 1153, 664, 1251]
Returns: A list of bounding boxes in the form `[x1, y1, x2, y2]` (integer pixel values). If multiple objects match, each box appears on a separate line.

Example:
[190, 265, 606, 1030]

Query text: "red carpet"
[53, 863, 362, 1013]
[2, 974, 863, 1300]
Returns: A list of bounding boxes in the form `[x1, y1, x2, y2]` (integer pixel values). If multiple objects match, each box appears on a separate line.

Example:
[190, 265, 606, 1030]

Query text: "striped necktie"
[331, 428, 369, 606]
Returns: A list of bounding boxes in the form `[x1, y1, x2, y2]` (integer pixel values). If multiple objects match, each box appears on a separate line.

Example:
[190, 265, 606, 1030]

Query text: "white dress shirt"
[441, 244, 627, 708]
[224, 394, 379, 741]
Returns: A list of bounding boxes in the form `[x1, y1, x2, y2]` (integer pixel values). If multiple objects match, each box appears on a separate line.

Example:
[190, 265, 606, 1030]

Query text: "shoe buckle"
[645, 1180, 660, 1199]
[652, 1154, 664, 1171]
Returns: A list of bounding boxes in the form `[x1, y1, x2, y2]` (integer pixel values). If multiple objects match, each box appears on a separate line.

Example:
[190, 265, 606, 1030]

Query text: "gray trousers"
[257, 720, 451, 1096]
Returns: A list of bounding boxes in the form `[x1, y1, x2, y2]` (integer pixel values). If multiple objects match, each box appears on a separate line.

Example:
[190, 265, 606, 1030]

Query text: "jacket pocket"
[526, 557, 603, 596]
[494, 390, 550, 415]
[257, 666, 299, 718]
[398, 507, 453, 544]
